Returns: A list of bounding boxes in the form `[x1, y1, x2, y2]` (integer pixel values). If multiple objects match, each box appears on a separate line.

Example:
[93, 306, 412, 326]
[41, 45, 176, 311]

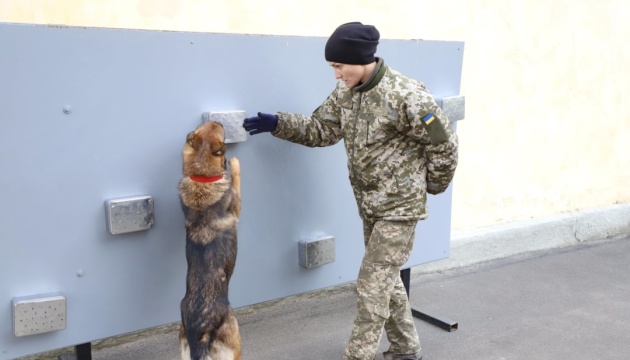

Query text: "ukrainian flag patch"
[422, 113, 435, 125]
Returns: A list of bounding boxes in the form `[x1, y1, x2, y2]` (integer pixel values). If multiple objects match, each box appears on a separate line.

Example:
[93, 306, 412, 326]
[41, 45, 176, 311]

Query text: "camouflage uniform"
[272, 58, 458, 360]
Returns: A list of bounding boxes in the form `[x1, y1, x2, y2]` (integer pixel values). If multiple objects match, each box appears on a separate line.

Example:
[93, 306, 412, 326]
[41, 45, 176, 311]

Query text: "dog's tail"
[186, 328, 215, 360]
[181, 298, 231, 359]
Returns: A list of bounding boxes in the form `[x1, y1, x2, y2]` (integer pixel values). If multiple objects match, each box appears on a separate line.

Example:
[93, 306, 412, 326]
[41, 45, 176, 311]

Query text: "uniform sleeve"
[272, 89, 343, 148]
[404, 88, 459, 195]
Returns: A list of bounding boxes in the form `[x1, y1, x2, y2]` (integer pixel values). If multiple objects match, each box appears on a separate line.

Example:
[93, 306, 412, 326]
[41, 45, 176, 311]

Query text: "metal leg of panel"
[400, 268, 458, 332]
[75, 343, 92, 360]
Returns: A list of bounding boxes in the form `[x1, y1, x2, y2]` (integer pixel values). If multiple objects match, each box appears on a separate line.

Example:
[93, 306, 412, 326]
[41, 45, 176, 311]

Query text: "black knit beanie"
[325, 22, 380, 65]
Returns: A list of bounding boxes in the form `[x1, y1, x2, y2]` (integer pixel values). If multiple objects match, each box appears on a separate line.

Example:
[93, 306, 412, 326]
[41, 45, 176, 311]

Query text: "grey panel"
[0, 23, 463, 358]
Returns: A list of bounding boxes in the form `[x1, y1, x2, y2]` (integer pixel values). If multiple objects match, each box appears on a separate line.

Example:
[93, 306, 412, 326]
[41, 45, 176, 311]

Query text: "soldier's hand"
[243, 112, 278, 135]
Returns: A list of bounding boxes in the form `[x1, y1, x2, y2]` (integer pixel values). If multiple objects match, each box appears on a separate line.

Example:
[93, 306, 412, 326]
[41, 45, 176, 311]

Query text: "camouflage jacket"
[273, 58, 458, 221]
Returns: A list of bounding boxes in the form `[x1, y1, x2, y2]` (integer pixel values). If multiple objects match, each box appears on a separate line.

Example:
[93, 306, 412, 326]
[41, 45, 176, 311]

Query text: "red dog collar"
[190, 175, 224, 183]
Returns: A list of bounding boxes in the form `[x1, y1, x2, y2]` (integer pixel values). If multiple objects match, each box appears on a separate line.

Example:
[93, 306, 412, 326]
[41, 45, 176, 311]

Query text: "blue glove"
[243, 112, 278, 135]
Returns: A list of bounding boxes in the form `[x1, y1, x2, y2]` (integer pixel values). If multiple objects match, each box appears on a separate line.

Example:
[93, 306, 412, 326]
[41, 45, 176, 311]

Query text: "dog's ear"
[186, 131, 202, 151]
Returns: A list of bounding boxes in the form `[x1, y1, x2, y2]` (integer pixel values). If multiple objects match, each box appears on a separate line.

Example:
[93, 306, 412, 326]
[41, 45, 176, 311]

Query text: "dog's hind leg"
[211, 310, 241, 360]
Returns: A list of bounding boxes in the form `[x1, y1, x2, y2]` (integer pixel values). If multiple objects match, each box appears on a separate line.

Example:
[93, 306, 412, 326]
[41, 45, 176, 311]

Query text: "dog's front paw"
[228, 157, 240, 176]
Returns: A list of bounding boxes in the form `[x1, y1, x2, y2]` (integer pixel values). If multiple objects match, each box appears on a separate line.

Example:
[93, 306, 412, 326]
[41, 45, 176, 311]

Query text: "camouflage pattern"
[342, 220, 421, 360]
[273, 58, 458, 221]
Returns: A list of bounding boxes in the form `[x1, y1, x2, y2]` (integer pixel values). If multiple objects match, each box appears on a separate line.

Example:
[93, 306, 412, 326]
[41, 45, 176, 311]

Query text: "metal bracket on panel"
[202, 110, 247, 143]
[298, 235, 336, 269]
[105, 196, 155, 235]
[12, 293, 67, 337]
[438, 95, 465, 122]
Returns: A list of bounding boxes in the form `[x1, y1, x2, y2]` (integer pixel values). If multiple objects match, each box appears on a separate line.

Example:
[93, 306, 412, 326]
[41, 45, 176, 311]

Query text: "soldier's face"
[329, 62, 366, 88]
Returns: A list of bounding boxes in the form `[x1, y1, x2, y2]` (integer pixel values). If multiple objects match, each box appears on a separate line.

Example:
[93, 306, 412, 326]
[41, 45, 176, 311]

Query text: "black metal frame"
[400, 268, 458, 332]
[75, 343, 92, 360]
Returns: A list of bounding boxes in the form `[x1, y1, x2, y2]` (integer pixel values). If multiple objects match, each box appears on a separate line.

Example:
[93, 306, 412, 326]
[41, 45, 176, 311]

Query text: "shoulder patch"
[421, 112, 448, 144]
[422, 113, 436, 125]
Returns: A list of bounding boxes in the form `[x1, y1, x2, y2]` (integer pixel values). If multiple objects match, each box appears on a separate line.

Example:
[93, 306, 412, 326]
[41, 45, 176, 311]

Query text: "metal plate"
[202, 110, 247, 143]
[104, 196, 155, 235]
[298, 236, 336, 269]
[12, 293, 67, 337]
[439, 95, 466, 122]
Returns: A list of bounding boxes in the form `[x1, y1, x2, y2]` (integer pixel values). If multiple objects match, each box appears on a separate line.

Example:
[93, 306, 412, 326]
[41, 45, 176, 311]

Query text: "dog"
[178, 121, 242, 360]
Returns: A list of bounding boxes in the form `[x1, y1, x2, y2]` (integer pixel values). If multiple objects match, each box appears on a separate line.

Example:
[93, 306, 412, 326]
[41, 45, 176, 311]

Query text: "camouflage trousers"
[342, 220, 422, 360]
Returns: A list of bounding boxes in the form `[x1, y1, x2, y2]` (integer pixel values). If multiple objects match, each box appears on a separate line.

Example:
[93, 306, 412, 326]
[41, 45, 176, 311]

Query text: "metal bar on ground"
[411, 308, 459, 332]
[400, 268, 459, 332]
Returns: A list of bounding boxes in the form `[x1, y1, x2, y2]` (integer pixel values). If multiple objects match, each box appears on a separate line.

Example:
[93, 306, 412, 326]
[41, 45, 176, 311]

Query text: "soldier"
[243, 22, 458, 360]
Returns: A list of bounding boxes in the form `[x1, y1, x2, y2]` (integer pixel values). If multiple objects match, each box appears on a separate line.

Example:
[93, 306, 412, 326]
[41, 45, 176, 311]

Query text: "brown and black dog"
[178, 121, 242, 360]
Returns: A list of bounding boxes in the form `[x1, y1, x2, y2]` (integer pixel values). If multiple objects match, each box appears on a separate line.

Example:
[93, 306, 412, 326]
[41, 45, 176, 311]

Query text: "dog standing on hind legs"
[178, 121, 242, 360]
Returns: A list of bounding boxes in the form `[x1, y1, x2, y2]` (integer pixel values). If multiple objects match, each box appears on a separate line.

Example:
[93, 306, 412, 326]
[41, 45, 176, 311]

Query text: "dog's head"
[182, 121, 226, 177]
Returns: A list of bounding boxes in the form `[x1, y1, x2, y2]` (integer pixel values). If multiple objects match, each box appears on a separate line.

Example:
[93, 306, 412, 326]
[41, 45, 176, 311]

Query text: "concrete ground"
[37, 235, 630, 360]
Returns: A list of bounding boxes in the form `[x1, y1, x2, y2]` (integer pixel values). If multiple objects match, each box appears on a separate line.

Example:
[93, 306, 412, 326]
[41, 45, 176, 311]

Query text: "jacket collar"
[354, 57, 386, 93]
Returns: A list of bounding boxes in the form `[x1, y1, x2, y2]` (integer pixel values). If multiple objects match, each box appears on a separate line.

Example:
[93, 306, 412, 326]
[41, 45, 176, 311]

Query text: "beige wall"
[2, 0, 629, 231]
